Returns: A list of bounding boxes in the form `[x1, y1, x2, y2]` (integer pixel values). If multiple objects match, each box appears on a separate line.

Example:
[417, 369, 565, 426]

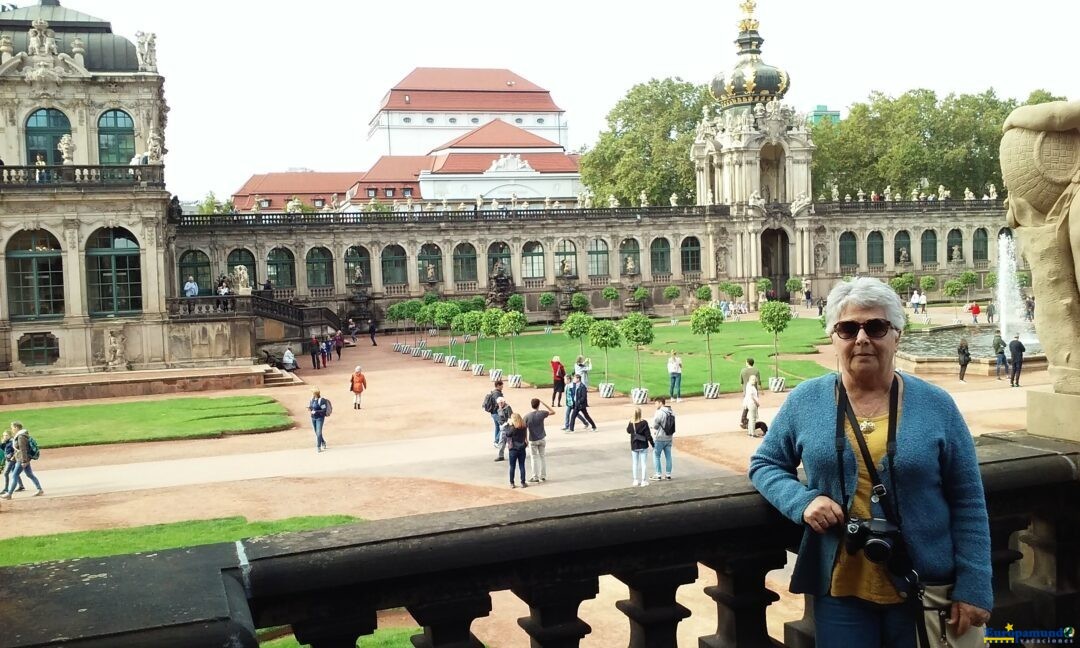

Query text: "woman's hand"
[802, 496, 845, 534]
[950, 602, 990, 636]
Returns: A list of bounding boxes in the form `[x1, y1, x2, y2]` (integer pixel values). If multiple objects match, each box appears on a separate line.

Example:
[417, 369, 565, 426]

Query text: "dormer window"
[403, 188, 413, 198]
[367, 188, 377, 198]
[259, 199, 270, 209]
[384, 188, 395, 198]
[537, 118, 545, 124]
[448, 117, 457, 124]
[514, 118, 523, 124]
[313, 199, 325, 208]
[425, 117, 435, 124]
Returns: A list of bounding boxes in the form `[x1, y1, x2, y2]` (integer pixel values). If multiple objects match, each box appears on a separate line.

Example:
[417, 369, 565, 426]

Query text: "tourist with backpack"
[308, 388, 331, 453]
[1, 422, 43, 499]
[482, 380, 505, 446]
[650, 397, 675, 480]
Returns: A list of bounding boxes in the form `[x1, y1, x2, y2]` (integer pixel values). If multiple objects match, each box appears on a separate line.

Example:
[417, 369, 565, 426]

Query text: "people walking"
[627, 407, 654, 486]
[986, 301, 996, 325]
[970, 302, 981, 325]
[744, 374, 762, 437]
[333, 330, 345, 360]
[320, 336, 331, 368]
[482, 380, 506, 446]
[493, 397, 514, 461]
[368, 318, 378, 346]
[349, 365, 367, 409]
[910, 289, 921, 314]
[568, 374, 597, 432]
[550, 355, 567, 407]
[574, 356, 592, 388]
[650, 397, 675, 480]
[562, 375, 587, 431]
[667, 350, 683, 402]
[1, 422, 43, 499]
[309, 336, 320, 370]
[348, 318, 358, 344]
[1009, 333, 1026, 387]
[958, 339, 971, 383]
[992, 333, 1009, 380]
[525, 398, 554, 483]
[2, 429, 24, 495]
[308, 388, 329, 452]
[739, 358, 761, 430]
[503, 413, 529, 489]
[917, 291, 927, 314]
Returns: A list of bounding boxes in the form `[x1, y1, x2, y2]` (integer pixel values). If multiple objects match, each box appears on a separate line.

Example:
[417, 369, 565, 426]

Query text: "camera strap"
[835, 376, 902, 525]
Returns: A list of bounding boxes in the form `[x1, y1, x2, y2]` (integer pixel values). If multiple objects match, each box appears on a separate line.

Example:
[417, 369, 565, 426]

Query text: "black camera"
[844, 517, 902, 564]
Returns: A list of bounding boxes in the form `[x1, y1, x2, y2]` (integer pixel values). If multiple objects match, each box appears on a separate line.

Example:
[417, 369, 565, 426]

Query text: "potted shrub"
[690, 305, 724, 398]
[663, 285, 682, 323]
[943, 278, 965, 324]
[588, 319, 622, 398]
[570, 292, 590, 312]
[563, 312, 595, 356]
[506, 293, 525, 313]
[785, 277, 804, 305]
[446, 312, 465, 366]
[499, 310, 528, 387]
[619, 313, 655, 404]
[480, 307, 503, 379]
[602, 285, 620, 317]
[632, 286, 649, 313]
[759, 300, 793, 392]
[539, 292, 556, 329]
[460, 310, 483, 371]
[695, 285, 713, 304]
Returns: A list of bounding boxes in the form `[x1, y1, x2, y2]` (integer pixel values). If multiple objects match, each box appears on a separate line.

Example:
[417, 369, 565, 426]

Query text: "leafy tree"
[985, 271, 997, 291]
[481, 308, 503, 368]
[958, 270, 978, 300]
[499, 310, 528, 374]
[587, 320, 622, 384]
[759, 300, 793, 381]
[602, 286, 620, 316]
[448, 312, 465, 358]
[470, 296, 487, 311]
[538, 292, 557, 323]
[1026, 89, 1068, 105]
[920, 275, 938, 295]
[618, 313, 655, 389]
[785, 277, 804, 303]
[579, 77, 712, 205]
[725, 282, 744, 301]
[632, 286, 649, 312]
[756, 278, 773, 298]
[1016, 272, 1031, 288]
[196, 191, 234, 215]
[402, 300, 423, 345]
[506, 294, 525, 313]
[690, 305, 724, 384]
[570, 292, 590, 312]
[695, 285, 712, 302]
[563, 312, 595, 356]
[889, 273, 915, 298]
[462, 310, 483, 362]
[434, 301, 462, 337]
[943, 279, 965, 320]
[385, 302, 404, 343]
[415, 303, 436, 339]
[663, 285, 681, 301]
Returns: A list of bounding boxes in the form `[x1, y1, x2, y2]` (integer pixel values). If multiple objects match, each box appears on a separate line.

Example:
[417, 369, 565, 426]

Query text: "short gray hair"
[824, 278, 905, 334]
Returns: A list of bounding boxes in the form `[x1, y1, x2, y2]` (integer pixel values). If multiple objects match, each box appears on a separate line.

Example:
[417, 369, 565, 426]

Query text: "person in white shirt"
[667, 350, 683, 402]
[183, 276, 199, 298]
[573, 356, 592, 388]
[744, 374, 761, 437]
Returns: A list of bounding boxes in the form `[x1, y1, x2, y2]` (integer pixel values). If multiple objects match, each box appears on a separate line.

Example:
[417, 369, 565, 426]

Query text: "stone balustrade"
[0, 164, 165, 189]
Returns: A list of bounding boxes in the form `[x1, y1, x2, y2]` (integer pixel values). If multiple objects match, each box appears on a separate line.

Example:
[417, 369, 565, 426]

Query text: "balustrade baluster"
[698, 550, 785, 648]
[293, 608, 377, 648]
[988, 512, 1035, 628]
[513, 576, 599, 648]
[407, 592, 491, 648]
[614, 562, 697, 648]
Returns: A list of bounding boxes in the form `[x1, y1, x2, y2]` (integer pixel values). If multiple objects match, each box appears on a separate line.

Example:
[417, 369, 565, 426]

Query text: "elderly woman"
[749, 278, 991, 646]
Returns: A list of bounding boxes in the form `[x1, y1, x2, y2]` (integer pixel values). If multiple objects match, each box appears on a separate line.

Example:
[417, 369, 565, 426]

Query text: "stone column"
[706, 229, 717, 281]
[963, 229, 975, 268]
[407, 593, 491, 648]
[63, 228, 87, 317]
[856, 231, 868, 272]
[614, 563, 697, 648]
[938, 232, 948, 267]
[443, 242, 455, 294]
[293, 609, 377, 648]
[333, 244, 348, 297]
[544, 239, 556, 287]
[406, 245, 420, 296]
[884, 232, 895, 273]
[642, 238, 653, 283]
[295, 248, 310, 296]
[477, 244, 489, 290]
[370, 245, 385, 294]
[912, 233, 923, 270]
[509, 241, 523, 289]
[699, 549, 787, 648]
[672, 235, 684, 281]
[735, 232, 745, 279]
[608, 238, 619, 283]
[514, 577, 599, 648]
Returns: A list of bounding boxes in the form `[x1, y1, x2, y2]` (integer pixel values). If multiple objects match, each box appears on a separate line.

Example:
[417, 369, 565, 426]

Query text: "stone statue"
[329, 193, 339, 210]
[406, 196, 414, 210]
[964, 187, 975, 201]
[608, 194, 620, 208]
[560, 258, 571, 276]
[476, 195, 484, 210]
[670, 193, 679, 207]
[106, 329, 127, 369]
[624, 256, 636, 274]
[251, 194, 262, 213]
[286, 197, 303, 213]
[232, 264, 251, 294]
[715, 247, 728, 275]
[870, 190, 879, 202]
[884, 185, 892, 201]
[831, 183, 840, 202]
[857, 188, 866, 202]
[894, 191, 903, 202]
[426, 263, 436, 282]
[440, 197, 449, 210]
[951, 244, 963, 261]
[146, 129, 164, 163]
[454, 202, 464, 211]
[844, 194, 852, 202]
[1000, 100, 1080, 394]
[553, 201, 563, 209]
[27, 19, 58, 57]
[748, 191, 764, 208]
[368, 196, 378, 210]
[490, 198, 500, 210]
[519, 201, 529, 210]
[937, 184, 947, 201]
[790, 193, 811, 214]
[639, 190, 649, 207]
[583, 193, 593, 208]
[492, 259, 506, 277]
[56, 133, 74, 164]
[544, 196, 552, 209]
[814, 243, 828, 270]
[353, 263, 365, 283]
[898, 247, 910, 264]
[989, 184, 998, 200]
[911, 188, 920, 201]
[135, 31, 157, 72]
[705, 189, 714, 205]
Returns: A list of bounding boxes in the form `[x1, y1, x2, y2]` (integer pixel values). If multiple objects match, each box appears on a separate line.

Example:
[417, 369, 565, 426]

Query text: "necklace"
[859, 419, 877, 434]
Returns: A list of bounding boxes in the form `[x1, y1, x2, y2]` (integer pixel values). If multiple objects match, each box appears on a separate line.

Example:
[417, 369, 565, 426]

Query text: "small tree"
[570, 292, 590, 312]
[385, 302, 404, 343]
[943, 279, 965, 320]
[619, 313, 655, 389]
[470, 295, 487, 311]
[449, 313, 465, 358]
[415, 303, 436, 340]
[690, 305, 724, 384]
[958, 270, 978, 300]
[695, 285, 712, 303]
[785, 277, 804, 304]
[633, 286, 649, 312]
[462, 310, 483, 362]
[889, 272, 915, 299]
[499, 310, 528, 374]
[481, 308, 503, 367]
[434, 301, 462, 338]
[587, 320, 622, 383]
[756, 278, 773, 300]
[563, 312, 595, 356]
[985, 271, 997, 291]
[663, 285, 681, 306]
[726, 282, 744, 302]
[1016, 271, 1031, 288]
[602, 286, 620, 316]
[759, 300, 793, 381]
[506, 294, 525, 313]
[539, 291, 557, 323]
[402, 299, 423, 344]
[920, 275, 937, 295]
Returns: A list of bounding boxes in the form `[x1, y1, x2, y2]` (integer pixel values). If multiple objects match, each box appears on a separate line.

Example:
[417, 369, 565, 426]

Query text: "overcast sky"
[67, 0, 1080, 200]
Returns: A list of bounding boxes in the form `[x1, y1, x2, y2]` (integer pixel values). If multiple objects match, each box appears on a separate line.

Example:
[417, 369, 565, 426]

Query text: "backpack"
[27, 435, 41, 460]
[482, 391, 498, 413]
[321, 398, 333, 418]
[662, 411, 676, 436]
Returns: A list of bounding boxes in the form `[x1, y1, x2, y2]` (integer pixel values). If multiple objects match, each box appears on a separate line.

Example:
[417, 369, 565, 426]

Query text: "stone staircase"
[261, 367, 304, 388]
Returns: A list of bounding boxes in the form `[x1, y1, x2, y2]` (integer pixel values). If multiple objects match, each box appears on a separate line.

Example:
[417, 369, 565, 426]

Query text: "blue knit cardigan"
[748, 372, 993, 611]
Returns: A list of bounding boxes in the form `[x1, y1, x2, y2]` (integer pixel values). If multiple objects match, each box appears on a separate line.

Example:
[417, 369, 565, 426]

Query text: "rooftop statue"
[670, 193, 679, 207]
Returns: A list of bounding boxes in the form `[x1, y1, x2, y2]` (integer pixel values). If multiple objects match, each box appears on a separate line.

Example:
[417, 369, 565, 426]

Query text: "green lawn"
[6, 396, 293, 448]
[260, 629, 425, 648]
[434, 318, 831, 396]
[0, 515, 356, 567]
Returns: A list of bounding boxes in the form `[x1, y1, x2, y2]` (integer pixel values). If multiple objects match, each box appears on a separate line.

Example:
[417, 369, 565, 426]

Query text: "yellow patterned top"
[830, 412, 904, 604]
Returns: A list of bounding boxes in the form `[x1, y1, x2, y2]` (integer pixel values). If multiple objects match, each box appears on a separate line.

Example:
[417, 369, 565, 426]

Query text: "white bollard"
[412, 347, 423, 357]
[446, 355, 457, 367]
[599, 383, 616, 398]
[420, 349, 433, 359]
[432, 352, 444, 363]
[630, 387, 650, 404]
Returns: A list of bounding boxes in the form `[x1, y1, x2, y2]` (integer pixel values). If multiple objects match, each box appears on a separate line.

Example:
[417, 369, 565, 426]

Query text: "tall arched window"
[522, 241, 545, 279]
[867, 231, 884, 266]
[86, 227, 141, 316]
[345, 246, 371, 285]
[619, 239, 641, 276]
[555, 239, 577, 277]
[973, 228, 989, 262]
[227, 248, 257, 285]
[921, 230, 938, 264]
[587, 239, 609, 276]
[487, 242, 511, 277]
[26, 108, 71, 165]
[97, 110, 135, 165]
[6, 229, 64, 319]
[306, 247, 333, 288]
[178, 250, 212, 296]
[418, 243, 443, 282]
[382, 244, 407, 285]
[894, 230, 911, 264]
[839, 232, 857, 267]
[453, 243, 477, 282]
[650, 238, 671, 274]
[267, 248, 296, 288]
[947, 229, 963, 261]
[680, 236, 701, 273]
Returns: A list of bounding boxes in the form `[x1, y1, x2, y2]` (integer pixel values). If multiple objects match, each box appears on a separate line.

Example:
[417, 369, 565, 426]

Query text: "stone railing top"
[0, 164, 166, 190]
[813, 199, 1006, 214]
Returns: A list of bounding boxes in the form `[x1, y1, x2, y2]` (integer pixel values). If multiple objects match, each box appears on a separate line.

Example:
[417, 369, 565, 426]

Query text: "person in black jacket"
[957, 339, 971, 383]
[368, 319, 378, 346]
[1009, 334, 1026, 387]
[568, 374, 597, 432]
[627, 407, 654, 487]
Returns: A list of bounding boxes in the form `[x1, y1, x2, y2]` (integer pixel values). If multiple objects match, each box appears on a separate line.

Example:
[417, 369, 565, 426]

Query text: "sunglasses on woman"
[832, 318, 896, 340]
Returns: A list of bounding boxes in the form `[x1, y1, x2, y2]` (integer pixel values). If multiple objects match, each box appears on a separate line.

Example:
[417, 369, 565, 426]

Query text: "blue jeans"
[508, 447, 527, 485]
[491, 413, 501, 444]
[3, 460, 23, 492]
[669, 373, 682, 399]
[631, 449, 649, 482]
[5, 462, 41, 494]
[653, 438, 673, 476]
[563, 405, 588, 429]
[813, 595, 916, 648]
[995, 353, 1009, 378]
[311, 417, 325, 448]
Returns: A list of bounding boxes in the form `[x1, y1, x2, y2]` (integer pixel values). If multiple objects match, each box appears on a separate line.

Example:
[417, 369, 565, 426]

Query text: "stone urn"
[703, 383, 720, 399]
[489, 368, 503, 382]
[768, 376, 786, 393]
[472, 363, 486, 376]
[630, 387, 650, 404]
[598, 382, 616, 398]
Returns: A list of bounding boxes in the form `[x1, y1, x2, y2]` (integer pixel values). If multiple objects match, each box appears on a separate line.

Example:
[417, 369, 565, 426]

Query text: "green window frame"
[587, 238, 609, 277]
[555, 239, 577, 277]
[227, 248, 257, 285]
[921, 230, 938, 264]
[680, 237, 701, 273]
[522, 241, 544, 279]
[97, 109, 136, 165]
[305, 247, 334, 288]
[26, 108, 71, 165]
[86, 227, 142, 316]
[418, 244, 443, 282]
[382, 245, 408, 285]
[178, 250, 212, 296]
[867, 231, 884, 265]
[619, 238, 640, 276]
[267, 248, 296, 288]
[973, 228, 989, 262]
[487, 242, 511, 277]
[17, 332, 60, 366]
[839, 232, 857, 267]
[452, 243, 477, 282]
[947, 229, 963, 261]
[6, 229, 64, 320]
[345, 246, 371, 285]
[894, 230, 911, 264]
[650, 238, 671, 274]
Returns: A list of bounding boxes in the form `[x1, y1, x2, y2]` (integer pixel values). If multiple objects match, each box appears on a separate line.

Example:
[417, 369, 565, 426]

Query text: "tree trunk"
[635, 348, 642, 388]
[706, 334, 713, 384]
[773, 334, 780, 379]
[604, 348, 610, 383]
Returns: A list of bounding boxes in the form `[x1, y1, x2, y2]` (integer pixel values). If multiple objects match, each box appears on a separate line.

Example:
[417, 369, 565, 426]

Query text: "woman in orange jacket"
[349, 365, 368, 409]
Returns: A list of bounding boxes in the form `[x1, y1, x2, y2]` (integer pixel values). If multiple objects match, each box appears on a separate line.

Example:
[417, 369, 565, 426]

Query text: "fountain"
[995, 232, 1029, 339]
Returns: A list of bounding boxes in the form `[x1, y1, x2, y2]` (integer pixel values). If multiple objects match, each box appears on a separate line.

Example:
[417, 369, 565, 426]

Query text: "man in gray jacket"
[651, 397, 675, 480]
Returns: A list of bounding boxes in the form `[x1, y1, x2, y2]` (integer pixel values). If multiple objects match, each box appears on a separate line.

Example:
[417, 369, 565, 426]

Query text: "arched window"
[26, 108, 71, 165]
[587, 239, 609, 276]
[6, 229, 64, 320]
[227, 248, 257, 285]
[650, 238, 671, 274]
[867, 231, 884, 266]
[619, 239, 641, 276]
[418, 243, 443, 282]
[894, 230, 911, 264]
[555, 239, 577, 277]
[973, 228, 989, 262]
[487, 242, 511, 277]
[680, 236, 701, 273]
[345, 246, 371, 285]
[178, 250, 212, 296]
[522, 241, 545, 279]
[382, 244, 407, 285]
[947, 229, 963, 261]
[453, 243, 477, 282]
[86, 227, 141, 316]
[97, 109, 136, 165]
[839, 232, 857, 267]
[267, 248, 296, 288]
[306, 247, 333, 288]
[921, 230, 938, 264]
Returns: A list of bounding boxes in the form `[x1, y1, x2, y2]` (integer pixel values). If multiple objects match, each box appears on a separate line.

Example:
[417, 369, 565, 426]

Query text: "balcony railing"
[523, 278, 546, 289]
[168, 295, 340, 331]
[651, 272, 672, 284]
[588, 275, 609, 286]
[683, 272, 702, 283]
[840, 264, 858, 275]
[0, 164, 165, 189]
[974, 259, 990, 270]
[455, 281, 479, 293]
[1, 433, 1075, 647]
[814, 199, 1005, 214]
[309, 286, 334, 299]
[385, 284, 409, 296]
[922, 262, 939, 271]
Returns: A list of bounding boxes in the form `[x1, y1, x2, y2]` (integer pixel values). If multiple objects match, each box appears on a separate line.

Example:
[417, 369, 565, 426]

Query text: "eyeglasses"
[832, 318, 896, 340]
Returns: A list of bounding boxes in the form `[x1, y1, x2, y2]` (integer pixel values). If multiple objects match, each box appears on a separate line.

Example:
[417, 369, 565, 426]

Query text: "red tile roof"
[231, 172, 364, 210]
[431, 119, 562, 153]
[360, 156, 434, 182]
[393, 68, 547, 92]
[430, 152, 580, 175]
[379, 67, 562, 112]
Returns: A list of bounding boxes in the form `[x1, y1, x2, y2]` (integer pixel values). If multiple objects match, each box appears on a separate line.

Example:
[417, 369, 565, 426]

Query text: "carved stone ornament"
[135, 32, 158, 72]
[484, 154, 535, 174]
[0, 19, 90, 86]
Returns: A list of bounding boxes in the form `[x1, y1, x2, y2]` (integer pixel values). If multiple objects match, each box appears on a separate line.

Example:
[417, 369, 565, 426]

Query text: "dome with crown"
[710, 0, 790, 110]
